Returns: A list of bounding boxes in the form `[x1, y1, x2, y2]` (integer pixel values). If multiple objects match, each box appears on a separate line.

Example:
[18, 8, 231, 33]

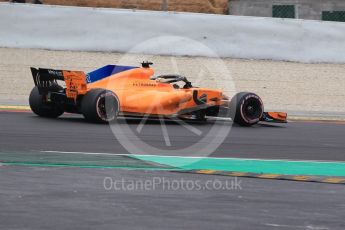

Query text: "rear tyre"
[81, 89, 119, 123]
[29, 86, 64, 118]
[229, 92, 264, 126]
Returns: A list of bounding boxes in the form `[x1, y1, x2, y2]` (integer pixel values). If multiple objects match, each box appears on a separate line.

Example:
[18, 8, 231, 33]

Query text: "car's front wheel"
[230, 92, 264, 126]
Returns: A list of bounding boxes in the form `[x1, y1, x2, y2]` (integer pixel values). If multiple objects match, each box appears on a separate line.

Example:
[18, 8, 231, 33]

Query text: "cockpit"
[151, 74, 193, 89]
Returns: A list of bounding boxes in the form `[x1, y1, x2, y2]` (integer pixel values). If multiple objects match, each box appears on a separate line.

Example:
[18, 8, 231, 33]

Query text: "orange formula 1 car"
[29, 62, 287, 126]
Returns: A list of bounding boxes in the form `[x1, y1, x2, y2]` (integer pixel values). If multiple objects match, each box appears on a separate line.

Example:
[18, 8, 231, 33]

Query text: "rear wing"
[30, 67, 88, 101]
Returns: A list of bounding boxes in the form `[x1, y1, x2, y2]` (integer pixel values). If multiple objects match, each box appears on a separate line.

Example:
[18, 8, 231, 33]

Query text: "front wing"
[260, 112, 287, 123]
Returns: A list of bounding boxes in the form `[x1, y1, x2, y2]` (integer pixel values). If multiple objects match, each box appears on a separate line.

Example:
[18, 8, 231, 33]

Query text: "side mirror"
[141, 61, 153, 68]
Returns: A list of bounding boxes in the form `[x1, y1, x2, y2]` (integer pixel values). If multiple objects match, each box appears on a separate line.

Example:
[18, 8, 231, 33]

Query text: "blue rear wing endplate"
[86, 65, 138, 83]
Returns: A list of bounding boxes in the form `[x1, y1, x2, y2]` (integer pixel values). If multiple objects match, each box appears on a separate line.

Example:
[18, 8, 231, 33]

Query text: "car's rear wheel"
[29, 86, 64, 118]
[230, 92, 264, 126]
[81, 89, 119, 123]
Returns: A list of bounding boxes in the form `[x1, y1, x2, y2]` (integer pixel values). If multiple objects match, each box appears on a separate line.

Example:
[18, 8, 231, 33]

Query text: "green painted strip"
[1, 162, 175, 170]
[2, 151, 345, 177]
[0, 151, 175, 170]
[131, 155, 345, 177]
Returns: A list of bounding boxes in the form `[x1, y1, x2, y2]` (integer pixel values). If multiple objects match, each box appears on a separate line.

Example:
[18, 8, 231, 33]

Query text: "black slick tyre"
[29, 86, 64, 118]
[229, 92, 264, 126]
[81, 89, 119, 123]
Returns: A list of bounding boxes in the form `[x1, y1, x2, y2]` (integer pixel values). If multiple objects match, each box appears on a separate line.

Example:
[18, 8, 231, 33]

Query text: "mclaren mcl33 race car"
[29, 62, 287, 126]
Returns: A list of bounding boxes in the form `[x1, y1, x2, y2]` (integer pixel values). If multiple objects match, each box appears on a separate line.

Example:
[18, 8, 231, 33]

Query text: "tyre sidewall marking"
[239, 94, 264, 124]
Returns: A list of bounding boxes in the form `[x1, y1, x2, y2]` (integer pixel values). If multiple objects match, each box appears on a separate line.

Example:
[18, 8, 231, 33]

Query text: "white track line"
[42, 150, 124, 156]
[41, 151, 345, 164]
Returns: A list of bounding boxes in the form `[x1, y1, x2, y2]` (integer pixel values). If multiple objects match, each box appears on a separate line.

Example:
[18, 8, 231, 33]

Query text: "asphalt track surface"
[0, 166, 344, 230]
[1, 111, 345, 229]
[1, 111, 345, 161]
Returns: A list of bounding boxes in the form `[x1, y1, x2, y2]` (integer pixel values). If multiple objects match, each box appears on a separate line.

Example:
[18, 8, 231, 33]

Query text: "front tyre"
[81, 89, 119, 123]
[29, 86, 64, 118]
[230, 92, 264, 126]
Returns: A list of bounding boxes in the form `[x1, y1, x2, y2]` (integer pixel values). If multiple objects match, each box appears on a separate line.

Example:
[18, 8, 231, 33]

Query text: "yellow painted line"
[291, 176, 313, 181]
[227, 172, 248, 177]
[289, 116, 345, 121]
[197, 170, 217, 174]
[188, 170, 345, 184]
[290, 117, 345, 124]
[0, 105, 30, 110]
[322, 178, 345, 184]
[258, 174, 281, 179]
